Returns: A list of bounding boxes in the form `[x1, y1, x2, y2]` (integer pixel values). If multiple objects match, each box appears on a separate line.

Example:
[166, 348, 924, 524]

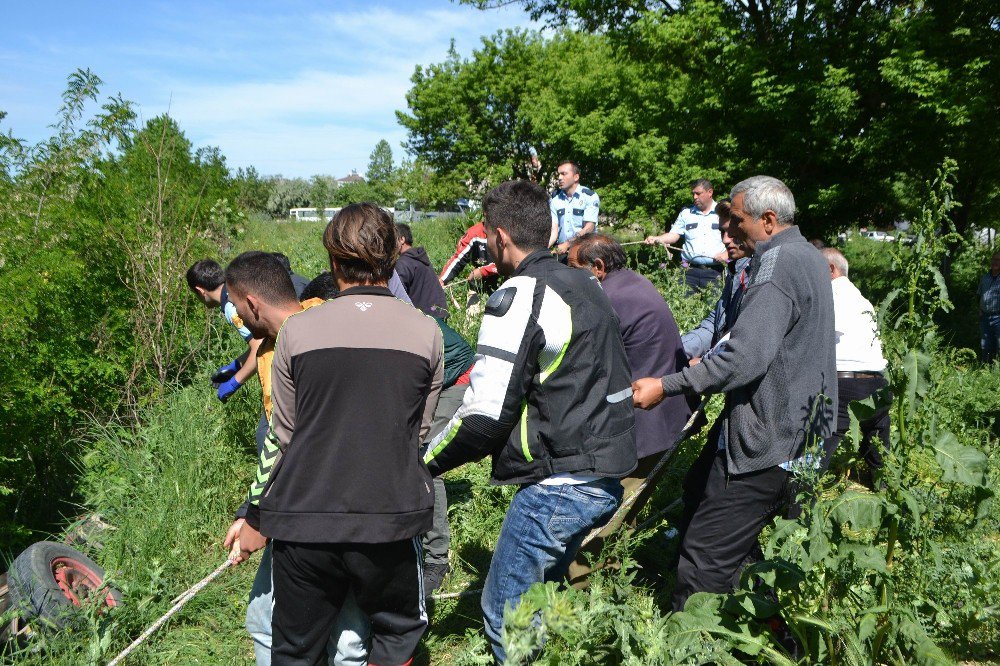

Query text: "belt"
[687, 262, 724, 272]
[837, 371, 884, 379]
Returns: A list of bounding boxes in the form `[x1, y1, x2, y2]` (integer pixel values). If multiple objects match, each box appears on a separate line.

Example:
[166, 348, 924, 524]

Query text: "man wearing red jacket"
[438, 220, 499, 286]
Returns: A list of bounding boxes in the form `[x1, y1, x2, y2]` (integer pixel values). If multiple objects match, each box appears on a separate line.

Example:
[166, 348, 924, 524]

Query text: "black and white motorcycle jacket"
[425, 250, 637, 485]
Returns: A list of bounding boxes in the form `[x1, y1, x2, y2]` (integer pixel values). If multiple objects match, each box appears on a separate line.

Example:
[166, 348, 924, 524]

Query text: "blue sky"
[0, 1, 537, 178]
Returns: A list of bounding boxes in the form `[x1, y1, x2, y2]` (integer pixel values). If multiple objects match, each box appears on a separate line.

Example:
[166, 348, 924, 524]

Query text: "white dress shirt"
[831, 276, 887, 372]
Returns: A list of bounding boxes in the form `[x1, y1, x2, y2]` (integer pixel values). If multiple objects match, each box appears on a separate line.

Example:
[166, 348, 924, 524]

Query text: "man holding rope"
[633, 176, 836, 611]
[424, 180, 636, 663]
[645, 178, 728, 293]
[233, 203, 443, 666]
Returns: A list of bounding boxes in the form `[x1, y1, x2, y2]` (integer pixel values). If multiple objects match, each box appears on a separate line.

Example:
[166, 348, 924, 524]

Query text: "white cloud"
[167, 68, 411, 126]
[3, 2, 540, 179]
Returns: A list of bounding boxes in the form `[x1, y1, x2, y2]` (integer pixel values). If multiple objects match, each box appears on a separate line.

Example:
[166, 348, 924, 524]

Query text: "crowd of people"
[184, 168, 933, 665]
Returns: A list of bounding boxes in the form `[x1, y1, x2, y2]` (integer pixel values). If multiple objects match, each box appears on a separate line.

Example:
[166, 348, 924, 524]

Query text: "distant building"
[336, 171, 365, 187]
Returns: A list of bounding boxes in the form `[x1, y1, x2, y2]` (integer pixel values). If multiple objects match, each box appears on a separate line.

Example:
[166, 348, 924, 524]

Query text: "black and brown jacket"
[245, 285, 443, 544]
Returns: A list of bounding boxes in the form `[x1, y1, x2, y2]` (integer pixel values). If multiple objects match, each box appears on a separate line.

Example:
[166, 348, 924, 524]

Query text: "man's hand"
[217, 376, 242, 402]
[232, 521, 268, 565]
[223, 518, 245, 563]
[211, 359, 241, 385]
[468, 267, 483, 282]
[644, 235, 662, 246]
[713, 250, 729, 263]
[632, 377, 666, 410]
[688, 356, 702, 367]
[556, 241, 570, 254]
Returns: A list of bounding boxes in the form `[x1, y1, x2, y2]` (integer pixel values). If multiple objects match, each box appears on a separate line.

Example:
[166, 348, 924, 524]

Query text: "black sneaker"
[423, 563, 450, 595]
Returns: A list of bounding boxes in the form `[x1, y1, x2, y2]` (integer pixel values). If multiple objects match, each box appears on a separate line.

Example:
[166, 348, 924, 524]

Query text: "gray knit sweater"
[661, 225, 837, 475]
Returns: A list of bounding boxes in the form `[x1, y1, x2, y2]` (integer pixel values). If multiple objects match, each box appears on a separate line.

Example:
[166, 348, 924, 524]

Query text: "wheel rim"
[51, 556, 118, 609]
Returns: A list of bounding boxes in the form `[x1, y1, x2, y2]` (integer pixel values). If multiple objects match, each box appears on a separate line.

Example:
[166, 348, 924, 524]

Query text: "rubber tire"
[6, 541, 121, 630]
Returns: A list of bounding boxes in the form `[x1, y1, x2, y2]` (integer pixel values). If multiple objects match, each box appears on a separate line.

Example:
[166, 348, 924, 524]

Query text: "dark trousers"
[422, 384, 467, 566]
[685, 266, 723, 294]
[676, 434, 719, 539]
[271, 539, 426, 666]
[672, 450, 790, 611]
[821, 376, 890, 485]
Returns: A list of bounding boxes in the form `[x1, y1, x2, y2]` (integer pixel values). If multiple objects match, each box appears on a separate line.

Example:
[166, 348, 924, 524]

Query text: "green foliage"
[0, 72, 245, 556]
[264, 176, 311, 218]
[82, 114, 239, 402]
[407, 1, 998, 235]
[231, 165, 273, 214]
[367, 139, 395, 182]
[879, 160, 964, 348]
[2, 386, 259, 665]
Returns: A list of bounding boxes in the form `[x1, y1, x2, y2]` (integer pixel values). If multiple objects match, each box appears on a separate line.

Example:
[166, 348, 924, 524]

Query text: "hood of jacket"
[404, 246, 432, 267]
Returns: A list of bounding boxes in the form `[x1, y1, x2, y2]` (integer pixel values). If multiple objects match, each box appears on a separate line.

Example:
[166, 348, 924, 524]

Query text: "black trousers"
[684, 266, 723, 294]
[821, 376, 890, 484]
[673, 450, 790, 611]
[271, 539, 426, 666]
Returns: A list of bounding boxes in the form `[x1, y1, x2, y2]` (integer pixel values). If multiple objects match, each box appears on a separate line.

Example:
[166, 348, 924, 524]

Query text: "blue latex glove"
[217, 376, 242, 402]
[211, 359, 242, 384]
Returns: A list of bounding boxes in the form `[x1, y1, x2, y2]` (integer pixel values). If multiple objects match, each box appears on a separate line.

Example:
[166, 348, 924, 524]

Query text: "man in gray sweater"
[633, 175, 836, 611]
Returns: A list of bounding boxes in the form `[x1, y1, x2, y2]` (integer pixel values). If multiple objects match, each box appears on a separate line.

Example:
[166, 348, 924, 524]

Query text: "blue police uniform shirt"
[669, 202, 726, 266]
[551, 186, 600, 244]
[220, 285, 253, 342]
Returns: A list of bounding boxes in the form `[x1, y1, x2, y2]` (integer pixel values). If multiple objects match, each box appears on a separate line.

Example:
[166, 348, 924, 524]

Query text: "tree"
[366, 139, 395, 183]
[310, 175, 335, 216]
[266, 177, 311, 218]
[406, 1, 998, 235]
[232, 165, 274, 214]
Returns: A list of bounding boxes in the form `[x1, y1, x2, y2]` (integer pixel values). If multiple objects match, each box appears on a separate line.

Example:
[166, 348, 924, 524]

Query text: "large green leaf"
[827, 489, 887, 535]
[931, 429, 987, 486]
[901, 349, 931, 415]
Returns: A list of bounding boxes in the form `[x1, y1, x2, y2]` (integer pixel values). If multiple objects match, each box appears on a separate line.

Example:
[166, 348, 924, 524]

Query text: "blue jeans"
[981, 313, 1000, 362]
[481, 478, 622, 663]
[246, 542, 370, 665]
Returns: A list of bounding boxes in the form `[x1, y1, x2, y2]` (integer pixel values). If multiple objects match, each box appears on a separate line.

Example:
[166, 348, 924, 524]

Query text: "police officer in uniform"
[549, 161, 600, 255]
[646, 178, 728, 293]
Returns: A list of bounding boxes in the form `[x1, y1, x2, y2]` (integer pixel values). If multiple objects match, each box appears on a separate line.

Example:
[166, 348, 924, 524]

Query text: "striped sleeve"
[424, 276, 541, 476]
[244, 325, 296, 529]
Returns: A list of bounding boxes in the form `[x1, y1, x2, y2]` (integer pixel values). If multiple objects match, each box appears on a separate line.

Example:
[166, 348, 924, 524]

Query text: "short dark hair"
[691, 178, 713, 191]
[323, 203, 399, 284]
[186, 259, 224, 291]
[568, 233, 627, 273]
[270, 252, 293, 273]
[716, 199, 732, 224]
[482, 180, 551, 251]
[558, 161, 581, 176]
[395, 223, 413, 246]
[300, 271, 339, 301]
[225, 251, 299, 305]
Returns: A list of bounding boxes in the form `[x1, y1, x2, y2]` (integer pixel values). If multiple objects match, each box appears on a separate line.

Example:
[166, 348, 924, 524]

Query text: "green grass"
[6, 215, 997, 664]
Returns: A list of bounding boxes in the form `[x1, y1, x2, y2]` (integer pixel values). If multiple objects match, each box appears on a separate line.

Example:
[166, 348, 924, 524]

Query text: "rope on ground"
[107, 559, 232, 666]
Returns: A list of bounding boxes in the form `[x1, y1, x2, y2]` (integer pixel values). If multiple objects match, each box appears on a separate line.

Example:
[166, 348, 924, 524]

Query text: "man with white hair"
[820, 247, 889, 487]
[632, 175, 837, 610]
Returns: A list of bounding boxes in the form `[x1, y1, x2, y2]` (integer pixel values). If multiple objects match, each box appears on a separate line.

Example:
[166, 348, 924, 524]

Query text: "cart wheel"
[6, 541, 121, 630]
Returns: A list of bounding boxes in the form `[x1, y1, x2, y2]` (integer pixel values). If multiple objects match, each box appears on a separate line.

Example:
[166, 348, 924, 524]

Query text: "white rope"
[618, 240, 684, 253]
[107, 560, 232, 666]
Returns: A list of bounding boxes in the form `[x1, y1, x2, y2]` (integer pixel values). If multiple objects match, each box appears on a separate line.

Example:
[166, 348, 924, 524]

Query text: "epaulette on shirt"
[580, 187, 595, 196]
[550, 190, 560, 199]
